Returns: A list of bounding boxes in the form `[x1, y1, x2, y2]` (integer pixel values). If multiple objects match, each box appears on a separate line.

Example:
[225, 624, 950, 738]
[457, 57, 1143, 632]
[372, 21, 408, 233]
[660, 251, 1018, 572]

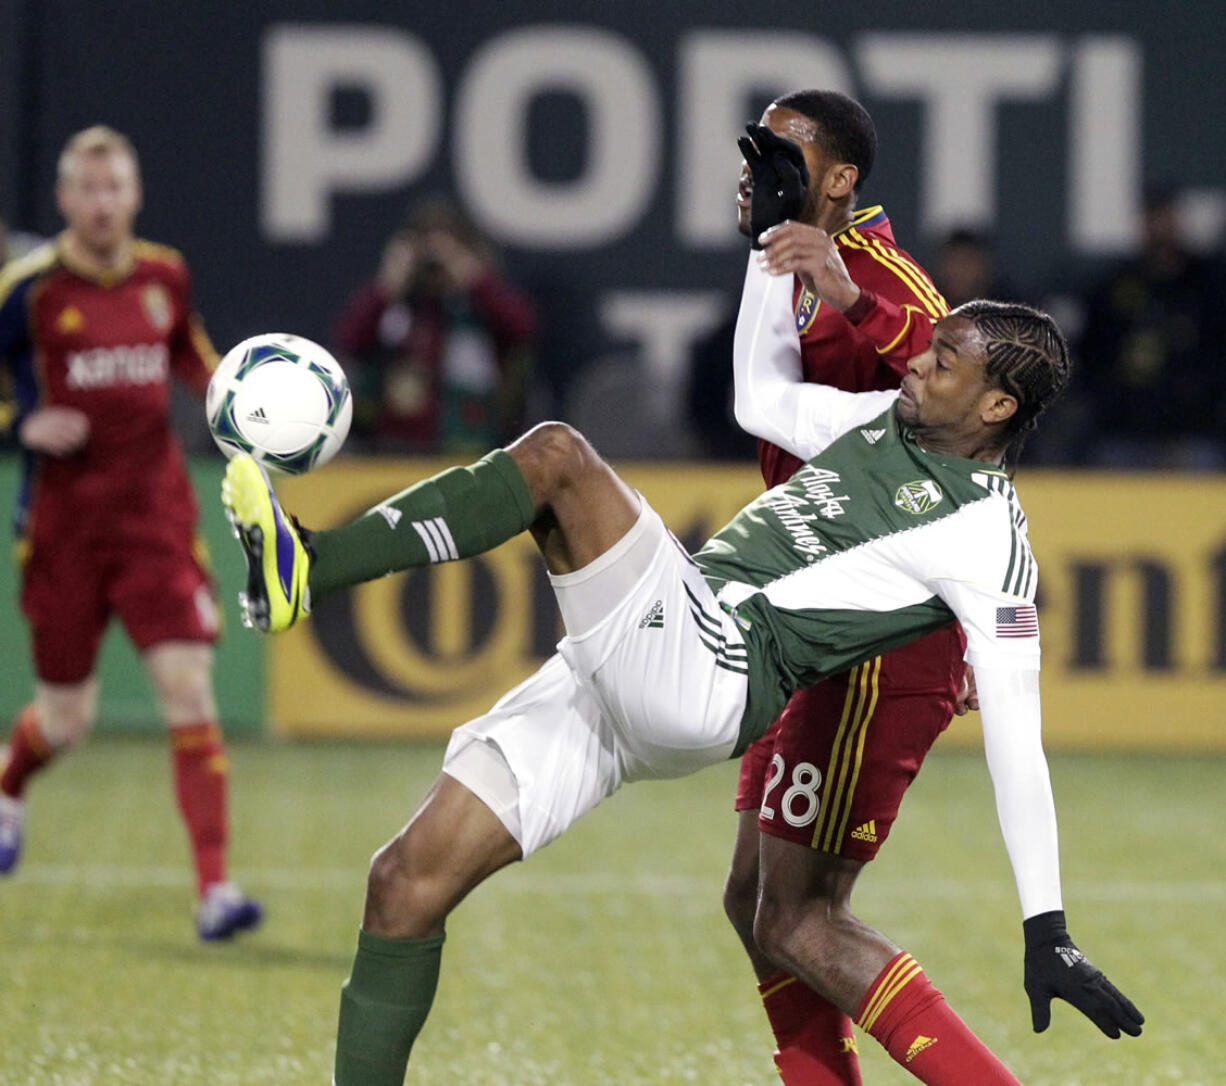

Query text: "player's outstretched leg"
[221, 424, 638, 636]
[221, 455, 313, 632]
[334, 774, 522, 1085]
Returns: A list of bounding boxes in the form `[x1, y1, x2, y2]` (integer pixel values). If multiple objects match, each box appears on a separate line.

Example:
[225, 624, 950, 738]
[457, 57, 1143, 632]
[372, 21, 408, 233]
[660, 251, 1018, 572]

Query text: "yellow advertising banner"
[269, 462, 1226, 751]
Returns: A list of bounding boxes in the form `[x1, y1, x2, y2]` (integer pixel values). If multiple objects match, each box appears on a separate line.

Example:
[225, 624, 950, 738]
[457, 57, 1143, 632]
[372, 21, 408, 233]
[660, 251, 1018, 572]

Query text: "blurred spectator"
[333, 195, 538, 454]
[932, 226, 1017, 308]
[1077, 187, 1226, 468]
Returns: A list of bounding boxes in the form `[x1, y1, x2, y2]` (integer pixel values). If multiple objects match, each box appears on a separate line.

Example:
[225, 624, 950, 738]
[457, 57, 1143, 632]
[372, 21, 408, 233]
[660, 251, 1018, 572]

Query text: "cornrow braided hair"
[954, 300, 1072, 466]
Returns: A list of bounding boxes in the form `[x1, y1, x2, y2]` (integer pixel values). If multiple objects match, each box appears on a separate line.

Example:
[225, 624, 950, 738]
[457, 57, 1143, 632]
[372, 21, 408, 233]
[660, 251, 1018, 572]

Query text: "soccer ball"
[206, 333, 352, 474]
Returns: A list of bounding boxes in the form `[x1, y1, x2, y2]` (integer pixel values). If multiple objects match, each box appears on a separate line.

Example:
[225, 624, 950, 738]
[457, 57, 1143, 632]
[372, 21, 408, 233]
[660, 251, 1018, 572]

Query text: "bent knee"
[515, 421, 602, 489]
[35, 694, 97, 747]
[144, 643, 217, 724]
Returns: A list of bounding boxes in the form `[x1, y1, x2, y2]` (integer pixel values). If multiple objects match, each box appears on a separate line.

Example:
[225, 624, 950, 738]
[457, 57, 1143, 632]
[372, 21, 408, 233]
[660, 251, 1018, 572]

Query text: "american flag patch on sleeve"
[996, 605, 1038, 638]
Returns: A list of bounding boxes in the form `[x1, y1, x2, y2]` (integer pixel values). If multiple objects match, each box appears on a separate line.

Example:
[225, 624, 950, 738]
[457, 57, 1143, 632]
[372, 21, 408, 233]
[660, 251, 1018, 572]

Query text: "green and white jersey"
[694, 403, 1038, 742]
[706, 256, 1061, 922]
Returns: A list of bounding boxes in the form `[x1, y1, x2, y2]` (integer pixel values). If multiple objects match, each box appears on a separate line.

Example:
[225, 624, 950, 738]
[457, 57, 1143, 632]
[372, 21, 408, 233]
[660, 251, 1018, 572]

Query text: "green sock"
[308, 449, 535, 602]
[334, 929, 446, 1086]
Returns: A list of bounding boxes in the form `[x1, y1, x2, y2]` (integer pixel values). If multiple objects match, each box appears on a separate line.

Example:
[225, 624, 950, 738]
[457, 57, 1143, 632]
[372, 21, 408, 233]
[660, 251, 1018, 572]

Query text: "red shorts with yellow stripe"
[735, 623, 966, 861]
[20, 526, 219, 685]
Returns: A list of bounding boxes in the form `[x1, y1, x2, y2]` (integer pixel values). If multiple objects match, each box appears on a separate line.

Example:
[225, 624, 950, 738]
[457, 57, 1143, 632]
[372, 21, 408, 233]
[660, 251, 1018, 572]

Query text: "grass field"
[2, 738, 1222, 1085]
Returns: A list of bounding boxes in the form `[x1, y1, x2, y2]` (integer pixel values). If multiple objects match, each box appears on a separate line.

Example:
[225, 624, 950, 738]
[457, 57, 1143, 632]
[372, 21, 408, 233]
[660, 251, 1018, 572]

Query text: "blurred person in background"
[1077, 185, 1226, 468]
[0, 125, 261, 941]
[332, 195, 538, 454]
[932, 226, 1017, 309]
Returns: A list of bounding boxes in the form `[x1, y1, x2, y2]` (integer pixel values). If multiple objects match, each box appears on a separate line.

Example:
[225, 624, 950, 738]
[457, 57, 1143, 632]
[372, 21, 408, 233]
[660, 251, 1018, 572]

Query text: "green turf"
[1, 739, 1221, 1084]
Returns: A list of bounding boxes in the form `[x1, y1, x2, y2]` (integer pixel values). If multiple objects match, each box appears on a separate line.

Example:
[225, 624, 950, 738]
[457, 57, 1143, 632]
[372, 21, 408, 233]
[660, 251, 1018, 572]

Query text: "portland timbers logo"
[894, 479, 943, 515]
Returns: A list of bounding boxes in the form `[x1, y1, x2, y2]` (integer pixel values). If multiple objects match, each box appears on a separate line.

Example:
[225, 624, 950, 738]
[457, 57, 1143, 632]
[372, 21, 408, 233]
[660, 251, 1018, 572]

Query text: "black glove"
[737, 123, 810, 249]
[1023, 911, 1144, 1039]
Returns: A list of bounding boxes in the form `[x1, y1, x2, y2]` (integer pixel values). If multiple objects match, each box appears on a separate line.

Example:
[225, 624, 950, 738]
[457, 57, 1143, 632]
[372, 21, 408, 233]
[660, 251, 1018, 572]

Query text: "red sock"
[855, 953, 1021, 1085]
[170, 722, 230, 896]
[0, 704, 57, 799]
[759, 972, 862, 1085]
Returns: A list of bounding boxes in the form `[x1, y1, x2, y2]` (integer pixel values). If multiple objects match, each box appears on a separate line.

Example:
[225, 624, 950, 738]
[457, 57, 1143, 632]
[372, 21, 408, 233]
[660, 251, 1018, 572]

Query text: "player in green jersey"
[223, 238, 1141, 1084]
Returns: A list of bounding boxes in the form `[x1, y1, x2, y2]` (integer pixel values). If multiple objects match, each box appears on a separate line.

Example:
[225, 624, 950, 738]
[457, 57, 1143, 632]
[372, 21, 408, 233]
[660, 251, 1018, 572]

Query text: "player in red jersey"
[0, 126, 261, 940]
[723, 91, 977, 1083]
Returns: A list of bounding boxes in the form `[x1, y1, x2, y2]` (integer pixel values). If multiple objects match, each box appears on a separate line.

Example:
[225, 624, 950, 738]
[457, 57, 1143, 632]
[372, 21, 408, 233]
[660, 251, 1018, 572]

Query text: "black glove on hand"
[737, 123, 810, 249]
[1023, 911, 1144, 1039]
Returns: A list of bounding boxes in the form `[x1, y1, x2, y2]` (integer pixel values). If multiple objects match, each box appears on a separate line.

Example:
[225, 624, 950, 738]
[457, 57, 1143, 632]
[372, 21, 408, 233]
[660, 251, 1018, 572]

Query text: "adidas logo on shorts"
[850, 820, 878, 842]
[638, 600, 664, 629]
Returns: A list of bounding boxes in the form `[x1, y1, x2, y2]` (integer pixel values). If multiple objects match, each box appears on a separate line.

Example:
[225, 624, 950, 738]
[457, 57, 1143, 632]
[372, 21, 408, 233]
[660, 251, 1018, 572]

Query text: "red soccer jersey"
[0, 239, 218, 541]
[758, 205, 948, 487]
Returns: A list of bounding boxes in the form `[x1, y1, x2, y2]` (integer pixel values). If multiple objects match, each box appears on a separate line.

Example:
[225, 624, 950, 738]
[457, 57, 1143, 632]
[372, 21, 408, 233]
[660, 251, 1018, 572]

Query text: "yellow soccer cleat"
[221, 454, 311, 632]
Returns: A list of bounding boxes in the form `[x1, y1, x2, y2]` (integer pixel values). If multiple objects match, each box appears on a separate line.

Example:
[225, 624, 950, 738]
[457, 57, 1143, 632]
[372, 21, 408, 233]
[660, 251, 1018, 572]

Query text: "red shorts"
[735, 624, 966, 862]
[21, 525, 219, 684]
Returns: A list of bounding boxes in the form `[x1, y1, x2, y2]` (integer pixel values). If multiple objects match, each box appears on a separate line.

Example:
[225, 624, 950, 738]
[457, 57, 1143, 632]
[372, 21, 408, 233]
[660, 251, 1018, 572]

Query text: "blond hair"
[57, 125, 140, 182]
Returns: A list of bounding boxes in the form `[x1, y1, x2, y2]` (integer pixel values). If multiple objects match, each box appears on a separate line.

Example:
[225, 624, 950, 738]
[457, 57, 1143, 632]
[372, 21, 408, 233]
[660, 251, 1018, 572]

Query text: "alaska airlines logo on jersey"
[894, 480, 943, 515]
[768, 491, 828, 561]
[796, 466, 851, 519]
[768, 468, 850, 561]
[795, 288, 819, 335]
[65, 344, 169, 389]
[142, 283, 173, 332]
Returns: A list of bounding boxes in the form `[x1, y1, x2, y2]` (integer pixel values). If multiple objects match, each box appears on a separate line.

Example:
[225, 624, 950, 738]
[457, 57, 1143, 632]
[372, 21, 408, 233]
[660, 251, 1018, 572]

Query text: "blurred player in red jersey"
[0, 126, 261, 941]
[724, 91, 974, 1083]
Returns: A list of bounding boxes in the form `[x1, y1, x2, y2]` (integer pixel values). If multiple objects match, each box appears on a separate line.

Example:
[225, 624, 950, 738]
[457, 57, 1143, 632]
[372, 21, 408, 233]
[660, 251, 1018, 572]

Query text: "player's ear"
[824, 163, 858, 200]
[980, 388, 1018, 426]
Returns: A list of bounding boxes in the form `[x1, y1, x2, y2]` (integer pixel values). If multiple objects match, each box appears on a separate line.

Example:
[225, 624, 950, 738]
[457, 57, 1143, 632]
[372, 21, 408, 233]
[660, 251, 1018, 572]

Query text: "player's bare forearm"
[756, 221, 861, 312]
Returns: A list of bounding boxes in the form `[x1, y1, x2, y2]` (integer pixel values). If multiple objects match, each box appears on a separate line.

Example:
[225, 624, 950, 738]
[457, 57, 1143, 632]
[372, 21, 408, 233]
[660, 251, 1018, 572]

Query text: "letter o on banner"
[454, 26, 660, 247]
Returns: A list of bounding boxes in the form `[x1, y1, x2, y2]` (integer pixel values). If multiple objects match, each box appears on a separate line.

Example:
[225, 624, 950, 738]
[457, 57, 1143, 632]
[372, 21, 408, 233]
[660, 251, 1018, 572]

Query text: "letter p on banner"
[261, 25, 442, 242]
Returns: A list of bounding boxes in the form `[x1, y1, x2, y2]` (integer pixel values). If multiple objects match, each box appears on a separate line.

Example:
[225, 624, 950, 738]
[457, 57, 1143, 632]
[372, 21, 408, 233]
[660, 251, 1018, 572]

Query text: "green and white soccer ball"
[206, 332, 352, 474]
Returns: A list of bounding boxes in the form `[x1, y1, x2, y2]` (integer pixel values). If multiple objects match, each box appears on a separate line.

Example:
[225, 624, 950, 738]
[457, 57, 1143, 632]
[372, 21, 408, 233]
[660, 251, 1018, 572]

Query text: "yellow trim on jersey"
[132, 238, 186, 268]
[812, 656, 882, 853]
[876, 305, 928, 356]
[841, 229, 948, 319]
[830, 205, 885, 240]
[857, 953, 922, 1031]
[0, 243, 59, 311]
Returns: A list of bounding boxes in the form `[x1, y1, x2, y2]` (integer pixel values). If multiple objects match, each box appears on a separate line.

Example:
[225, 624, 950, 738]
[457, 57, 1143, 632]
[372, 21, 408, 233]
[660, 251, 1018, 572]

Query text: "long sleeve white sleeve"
[731, 254, 897, 461]
[974, 664, 1063, 919]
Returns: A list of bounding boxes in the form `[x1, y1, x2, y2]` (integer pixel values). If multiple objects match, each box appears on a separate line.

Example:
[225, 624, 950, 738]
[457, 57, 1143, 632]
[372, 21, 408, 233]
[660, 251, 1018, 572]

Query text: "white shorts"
[443, 500, 750, 856]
